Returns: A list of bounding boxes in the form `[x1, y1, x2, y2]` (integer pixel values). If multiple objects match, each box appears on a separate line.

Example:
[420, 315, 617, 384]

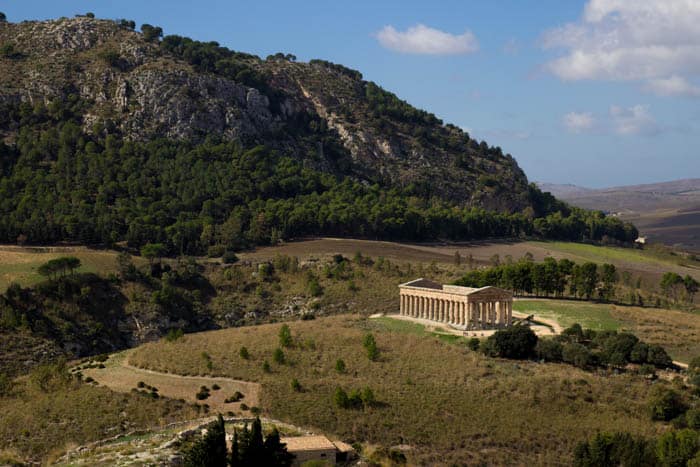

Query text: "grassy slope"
[0, 377, 198, 464]
[129, 315, 663, 465]
[0, 248, 146, 290]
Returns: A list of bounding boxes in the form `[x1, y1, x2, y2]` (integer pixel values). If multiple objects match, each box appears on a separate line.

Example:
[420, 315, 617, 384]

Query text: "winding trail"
[79, 350, 261, 413]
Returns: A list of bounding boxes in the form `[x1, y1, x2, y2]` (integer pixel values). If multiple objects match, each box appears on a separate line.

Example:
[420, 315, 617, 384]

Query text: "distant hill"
[538, 179, 700, 251]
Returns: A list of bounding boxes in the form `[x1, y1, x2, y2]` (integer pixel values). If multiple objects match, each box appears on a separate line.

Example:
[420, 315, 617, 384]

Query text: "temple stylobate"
[398, 278, 513, 330]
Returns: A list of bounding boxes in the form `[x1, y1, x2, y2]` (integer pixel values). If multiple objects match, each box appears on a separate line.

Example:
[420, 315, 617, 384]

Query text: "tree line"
[0, 98, 638, 256]
[455, 257, 620, 301]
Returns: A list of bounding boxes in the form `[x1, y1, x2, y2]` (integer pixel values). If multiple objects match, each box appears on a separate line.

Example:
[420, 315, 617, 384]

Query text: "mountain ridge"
[0, 16, 637, 252]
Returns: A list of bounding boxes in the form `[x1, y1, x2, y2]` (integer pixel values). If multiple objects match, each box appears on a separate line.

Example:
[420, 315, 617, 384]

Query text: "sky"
[2, 0, 699, 188]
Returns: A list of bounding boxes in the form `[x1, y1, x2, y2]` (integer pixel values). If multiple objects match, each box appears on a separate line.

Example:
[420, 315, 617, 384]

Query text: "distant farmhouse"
[398, 279, 513, 330]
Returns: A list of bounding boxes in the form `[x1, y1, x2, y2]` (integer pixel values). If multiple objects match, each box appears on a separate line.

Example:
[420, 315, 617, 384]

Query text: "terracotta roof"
[281, 435, 337, 452]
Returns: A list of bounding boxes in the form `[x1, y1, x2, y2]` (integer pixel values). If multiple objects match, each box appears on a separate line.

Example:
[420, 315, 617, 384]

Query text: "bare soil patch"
[81, 352, 261, 414]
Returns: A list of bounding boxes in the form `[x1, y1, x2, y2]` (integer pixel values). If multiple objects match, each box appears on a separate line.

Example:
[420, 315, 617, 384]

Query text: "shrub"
[364, 333, 379, 361]
[291, 378, 301, 392]
[240, 403, 249, 411]
[225, 391, 244, 403]
[535, 338, 563, 362]
[562, 343, 592, 369]
[196, 386, 211, 400]
[687, 409, 700, 429]
[467, 338, 480, 351]
[279, 324, 292, 348]
[0, 373, 13, 397]
[334, 387, 349, 409]
[211, 383, 220, 391]
[165, 328, 184, 342]
[361, 387, 375, 407]
[483, 325, 537, 359]
[307, 276, 323, 297]
[648, 387, 686, 421]
[335, 359, 346, 373]
[222, 251, 238, 264]
[262, 361, 271, 373]
[273, 348, 285, 364]
[239, 346, 250, 359]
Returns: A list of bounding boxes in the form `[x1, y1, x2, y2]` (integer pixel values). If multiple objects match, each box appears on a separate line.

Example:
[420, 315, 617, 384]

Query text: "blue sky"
[3, 0, 698, 188]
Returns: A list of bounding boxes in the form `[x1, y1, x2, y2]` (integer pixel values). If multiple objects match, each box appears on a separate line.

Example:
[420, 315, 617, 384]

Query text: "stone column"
[450, 300, 456, 324]
[461, 302, 466, 326]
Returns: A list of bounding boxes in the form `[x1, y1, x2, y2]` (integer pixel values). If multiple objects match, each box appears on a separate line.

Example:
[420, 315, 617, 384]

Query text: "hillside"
[539, 179, 700, 251]
[0, 16, 636, 253]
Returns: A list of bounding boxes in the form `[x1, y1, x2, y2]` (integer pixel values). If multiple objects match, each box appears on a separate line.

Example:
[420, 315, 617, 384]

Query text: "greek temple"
[398, 278, 513, 330]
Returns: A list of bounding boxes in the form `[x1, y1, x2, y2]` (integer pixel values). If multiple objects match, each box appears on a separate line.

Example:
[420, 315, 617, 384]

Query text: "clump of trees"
[182, 415, 293, 466]
[660, 272, 699, 305]
[483, 322, 673, 371]
[456, 257, 620, 301]
[334, 386, 375, 409]
[37, 257, 81, 280]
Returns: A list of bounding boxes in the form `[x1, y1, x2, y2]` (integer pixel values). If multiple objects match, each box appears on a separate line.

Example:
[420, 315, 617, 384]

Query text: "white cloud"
[644, 75, 700, 97]
[376, 24, 478, 55]
[541, 1, 700, 94]
[563, 112, 595, 133]
[609, 105, 658, 135]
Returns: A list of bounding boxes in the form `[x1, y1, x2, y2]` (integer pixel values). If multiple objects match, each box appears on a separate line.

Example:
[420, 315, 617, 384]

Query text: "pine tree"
[183, 414, 227, 467]
[263, 428, 295, 466]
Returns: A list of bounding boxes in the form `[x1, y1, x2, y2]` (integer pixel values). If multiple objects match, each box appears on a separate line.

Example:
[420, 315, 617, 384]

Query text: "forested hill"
[0, 15, 637, 254]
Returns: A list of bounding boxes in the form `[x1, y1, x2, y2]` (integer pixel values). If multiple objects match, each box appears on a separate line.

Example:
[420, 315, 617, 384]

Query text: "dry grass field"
[0, 246, 146, 290]
[128, 315, 665, 465]
[0, 374, 198, 464]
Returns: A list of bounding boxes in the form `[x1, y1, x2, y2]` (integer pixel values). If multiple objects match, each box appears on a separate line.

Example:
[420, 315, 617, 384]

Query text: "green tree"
[278, 324, 292, 348]
[141, 243, 166, 265]
[182, 414, 227, 467]
[273, 348, 285, 364]
[648, 387, 686, 421]
[140, 23, 163, 42]
[335, 359, 346, 373]
[684, 275, 699, 303]
[599, 263, 617, 301]
[239, 346, 250, 359]
[263, 427, 294, 466]
[656, 429, 699, 467]
[363, 333, 379, 361]
[482, 325, 537, 359]
[334, 387, 349, 409]
[661, 272, 684, 302]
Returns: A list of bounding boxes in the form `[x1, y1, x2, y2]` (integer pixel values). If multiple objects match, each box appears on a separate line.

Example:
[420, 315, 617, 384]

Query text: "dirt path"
[79, 351, 261, 413]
